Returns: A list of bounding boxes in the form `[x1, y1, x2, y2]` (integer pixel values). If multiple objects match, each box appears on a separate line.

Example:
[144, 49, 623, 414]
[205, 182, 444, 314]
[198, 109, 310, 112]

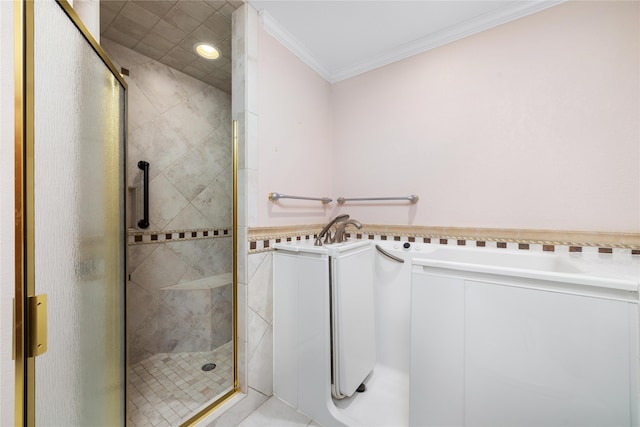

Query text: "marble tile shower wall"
[206, 251, 274, 427]
[102, 39, 233, 363]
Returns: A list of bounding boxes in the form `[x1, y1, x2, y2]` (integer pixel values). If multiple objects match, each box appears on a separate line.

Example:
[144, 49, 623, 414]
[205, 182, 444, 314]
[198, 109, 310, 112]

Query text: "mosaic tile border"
[128, 228, 232, 246]
[247, 224, 640, 255]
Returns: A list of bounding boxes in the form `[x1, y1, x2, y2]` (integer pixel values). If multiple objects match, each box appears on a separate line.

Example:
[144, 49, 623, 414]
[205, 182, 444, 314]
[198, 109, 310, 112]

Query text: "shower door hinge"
[27, 294, 47, 357]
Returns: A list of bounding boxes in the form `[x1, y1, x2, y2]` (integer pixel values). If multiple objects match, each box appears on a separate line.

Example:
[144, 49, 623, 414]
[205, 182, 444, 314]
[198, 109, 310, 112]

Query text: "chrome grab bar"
[269, 192, 332, 205]
[337, 194, 419, 204]
[375, 244, 405, 263]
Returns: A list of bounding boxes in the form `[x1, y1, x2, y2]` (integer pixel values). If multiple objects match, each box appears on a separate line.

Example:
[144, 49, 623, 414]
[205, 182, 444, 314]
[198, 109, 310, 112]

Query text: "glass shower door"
[28, 1, 127, 425]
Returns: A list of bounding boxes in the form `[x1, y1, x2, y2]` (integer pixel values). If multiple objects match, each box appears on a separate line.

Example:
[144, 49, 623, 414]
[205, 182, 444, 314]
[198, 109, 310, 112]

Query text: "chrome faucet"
[334, 219, 362, 243]
[314, 214, 349, 246]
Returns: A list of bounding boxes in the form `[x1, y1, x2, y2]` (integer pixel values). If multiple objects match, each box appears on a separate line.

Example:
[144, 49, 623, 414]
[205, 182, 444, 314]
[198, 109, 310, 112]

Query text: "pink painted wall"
[257, 26, 333, 225]
[330, 1, 639, 232]
[257, 1, 639, 232]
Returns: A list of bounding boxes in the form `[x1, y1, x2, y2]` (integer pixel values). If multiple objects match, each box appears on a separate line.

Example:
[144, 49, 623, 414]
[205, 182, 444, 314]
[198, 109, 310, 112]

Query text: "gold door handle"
[27, 294, 47, 357]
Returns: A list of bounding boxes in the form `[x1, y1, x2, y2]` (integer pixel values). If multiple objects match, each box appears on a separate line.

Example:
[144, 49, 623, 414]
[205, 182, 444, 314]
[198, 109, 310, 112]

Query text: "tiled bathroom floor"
[237, 397, 320, 427]
[128, 342, 233, 427]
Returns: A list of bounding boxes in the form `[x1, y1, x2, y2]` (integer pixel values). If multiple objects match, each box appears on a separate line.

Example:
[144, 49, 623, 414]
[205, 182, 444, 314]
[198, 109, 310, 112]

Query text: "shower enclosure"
[99, 1, 238, 424]
[15, 1, 127, 424]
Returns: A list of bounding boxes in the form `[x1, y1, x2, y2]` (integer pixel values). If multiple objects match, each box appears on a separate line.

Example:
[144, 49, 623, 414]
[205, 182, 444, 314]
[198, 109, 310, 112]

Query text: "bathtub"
[400, 242, 639, 427]
[274, 240, 639, 426]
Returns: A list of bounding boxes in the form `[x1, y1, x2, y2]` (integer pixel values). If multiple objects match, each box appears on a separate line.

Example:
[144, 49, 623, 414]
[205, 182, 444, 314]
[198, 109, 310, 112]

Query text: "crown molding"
[331, 0, 566, 83]
[258, 1, 566, 84]
[258, 10, 333, 82]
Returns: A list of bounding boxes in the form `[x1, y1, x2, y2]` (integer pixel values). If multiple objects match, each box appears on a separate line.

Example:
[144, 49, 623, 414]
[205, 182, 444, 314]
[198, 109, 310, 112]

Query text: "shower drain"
[201, 363, 217, 371]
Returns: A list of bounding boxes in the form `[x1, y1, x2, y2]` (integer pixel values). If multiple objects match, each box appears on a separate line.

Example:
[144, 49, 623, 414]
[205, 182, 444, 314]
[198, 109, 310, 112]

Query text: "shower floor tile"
[128, 342, 233, 427]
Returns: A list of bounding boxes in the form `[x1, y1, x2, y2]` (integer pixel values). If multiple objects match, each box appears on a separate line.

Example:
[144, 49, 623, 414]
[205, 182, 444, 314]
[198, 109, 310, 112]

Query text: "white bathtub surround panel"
[273, 251, 327, 421]
[466, 283, 633, 426]
[410, 275, 465, 426]
[409, 245, 639, 426]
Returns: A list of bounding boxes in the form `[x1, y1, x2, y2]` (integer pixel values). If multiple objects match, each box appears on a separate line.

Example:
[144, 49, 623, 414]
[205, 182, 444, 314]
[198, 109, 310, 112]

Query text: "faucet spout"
[334, 219, 362, 243]
[315, 214, 349, 246]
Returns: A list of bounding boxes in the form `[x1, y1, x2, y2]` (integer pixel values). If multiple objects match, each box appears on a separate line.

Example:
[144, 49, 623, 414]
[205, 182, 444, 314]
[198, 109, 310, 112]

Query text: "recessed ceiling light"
[194, 42, 220, 60]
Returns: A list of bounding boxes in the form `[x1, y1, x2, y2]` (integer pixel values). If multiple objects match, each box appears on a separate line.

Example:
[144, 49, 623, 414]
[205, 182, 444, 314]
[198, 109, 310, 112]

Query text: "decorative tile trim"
[248, 224, 323, 239]
[247, 224, 640, 254]
[128, 228, 232, 245]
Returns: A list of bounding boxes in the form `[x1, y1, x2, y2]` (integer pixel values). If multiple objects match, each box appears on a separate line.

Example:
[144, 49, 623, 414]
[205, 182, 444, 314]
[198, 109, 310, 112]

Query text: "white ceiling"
[248, 0, 565, 83]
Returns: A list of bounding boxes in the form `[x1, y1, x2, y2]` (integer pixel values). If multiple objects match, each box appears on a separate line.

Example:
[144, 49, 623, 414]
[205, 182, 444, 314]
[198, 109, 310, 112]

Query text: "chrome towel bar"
[268, 192, 332, 205]
[337, 194, 419, 204]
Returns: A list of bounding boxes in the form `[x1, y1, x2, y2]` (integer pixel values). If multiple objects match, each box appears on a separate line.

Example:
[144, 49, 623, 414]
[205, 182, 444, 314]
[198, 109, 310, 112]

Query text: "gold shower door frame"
[14, 1, 239, 425]
[14, 0, 128, 424]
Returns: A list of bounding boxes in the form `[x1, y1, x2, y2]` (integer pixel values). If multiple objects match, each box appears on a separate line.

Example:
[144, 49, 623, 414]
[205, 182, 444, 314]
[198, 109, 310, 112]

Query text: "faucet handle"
[334, 219, 362, 243]
[314, 214, 350, 246]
